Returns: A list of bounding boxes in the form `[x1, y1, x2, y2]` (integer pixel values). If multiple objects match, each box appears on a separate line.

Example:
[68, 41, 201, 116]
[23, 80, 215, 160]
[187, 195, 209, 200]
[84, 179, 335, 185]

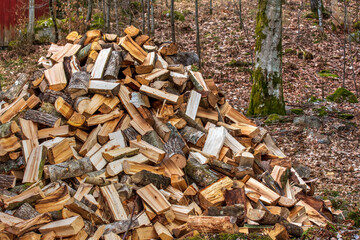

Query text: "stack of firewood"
[0, 26, 338, 240]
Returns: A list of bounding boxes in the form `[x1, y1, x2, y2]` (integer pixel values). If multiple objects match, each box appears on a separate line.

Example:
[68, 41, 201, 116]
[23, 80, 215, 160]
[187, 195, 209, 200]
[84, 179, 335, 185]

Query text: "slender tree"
[171, 0, 175, 42]
[317, 0, 323, 32]
[210, 0, 213, 14]
[195, 0, 201, 68]
[105, 0, 110, 32]
[142, 0, 145, 33]
[248, 0, 285, 116]
[151, 0, 155, 36]
[342, 0, 347, 88]
[239, 0, 243, 28]
[147, 0, 151, 35]
[86, 0, 93, 22]
[27, 0, 35, 43]
[114, 0, 119, 33]
[49, 0, 59, 42]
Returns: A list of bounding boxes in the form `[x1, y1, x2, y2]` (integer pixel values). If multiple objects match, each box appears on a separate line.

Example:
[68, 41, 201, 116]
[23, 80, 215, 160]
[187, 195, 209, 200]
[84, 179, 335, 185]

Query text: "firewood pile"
[0, 26, 338, 240]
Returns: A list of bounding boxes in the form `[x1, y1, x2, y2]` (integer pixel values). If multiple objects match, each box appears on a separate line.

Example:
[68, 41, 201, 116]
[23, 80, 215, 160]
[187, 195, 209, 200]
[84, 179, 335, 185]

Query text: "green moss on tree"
[326, 88, 358, 103]
[255, 0, 269, 53]
[313, 106, 328, 116]
[290, 108, 304, 115]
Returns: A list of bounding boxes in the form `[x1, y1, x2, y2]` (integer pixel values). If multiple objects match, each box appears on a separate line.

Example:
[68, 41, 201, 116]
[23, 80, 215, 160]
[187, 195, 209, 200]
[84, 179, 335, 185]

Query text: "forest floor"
[0, 0, 359, 228]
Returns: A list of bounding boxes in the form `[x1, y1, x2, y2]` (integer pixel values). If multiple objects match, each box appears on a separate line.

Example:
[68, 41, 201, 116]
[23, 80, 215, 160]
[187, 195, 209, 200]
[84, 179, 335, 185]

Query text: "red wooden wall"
[0, 0, 49, 46]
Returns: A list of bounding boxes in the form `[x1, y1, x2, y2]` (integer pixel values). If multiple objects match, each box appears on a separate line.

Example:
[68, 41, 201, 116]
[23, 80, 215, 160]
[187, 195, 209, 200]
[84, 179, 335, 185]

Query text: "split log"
[100, 184, 127, 221]
[142, 130, 165, 150]
[0, 98, 27, 124]
[88, 81, 120, 96]
[0, 174, 16, 188]
[54, 97, 74, 119]
[119, 35, 147, 63]
[152, 116, 171, 141]
[103, 51, 123, 80]
[14, 203, 40, 220]
[106, 154, 148, 176]
[6, 213, 52, 236]
[79, 125, 102, 156]
[131, 170, 170, 189]
[39, 216, 84, 238]
[220, 102, 255, 126]
[136, 184, 171, 214]
[103, 219, 140, 234]
[23, 145, 47, 183]
[0, 156, 25, 174]
[208, 159, 253, 179]
[244, 177, 281, 205]
[140, 85, 179, 104]
[180, 126, 206, 147]
[164, 136, 186, 168]
[208, 204, 245, 224]
[44, 63, 67, 91]
[66, 71, 90, 98]
[202, 127, 226, 158]
[97, 117, 121, 144]
[154, 222, 173, 240]
[63, 55, 80, 81]
[25, 95, 41, 109]
[0, 73, 29, 102]
[185, 90, 201, 120]
[184, 157, 219, 188]
[91, 48, 112, 79]
[44, 157, 93, 182]
[84, 94, 107, 116]
[129, 140, 165, 164]
[86, 109, 123, 126]
[99, 96, 120, 114]
[65, 198, 107, 225]
[24, 110, 61, 128]
[198, 177, 233, 208]
[176, 110, 207, 133]
[102, 147, 139, 162]
[39, 90, 73, 106]
[74, 96, 90, 114]
[35, 185, 71, 213]
[135, 52, 156, 74]
[187, 216, 238, 234]
[123, 161, 165, 175]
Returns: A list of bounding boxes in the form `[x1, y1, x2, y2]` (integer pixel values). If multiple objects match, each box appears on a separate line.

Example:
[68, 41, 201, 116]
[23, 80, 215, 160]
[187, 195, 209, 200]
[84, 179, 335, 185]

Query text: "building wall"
[0, 0, 49, 46]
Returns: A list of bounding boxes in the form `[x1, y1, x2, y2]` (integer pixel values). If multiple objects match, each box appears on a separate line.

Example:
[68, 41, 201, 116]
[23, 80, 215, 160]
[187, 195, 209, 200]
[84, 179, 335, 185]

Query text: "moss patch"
[337, 113, 354, 120]
[264, 113, 283, 124]
[354, 21, 360, 30]
[290, 108, 304, 115]
[318, 70, 339, 79]
[225, 59, 252, 67]
[313, 106, 328, 116]
[327, 88, 358, 103]
[308, 96, 322, 103]
[348, 210, 360, 227]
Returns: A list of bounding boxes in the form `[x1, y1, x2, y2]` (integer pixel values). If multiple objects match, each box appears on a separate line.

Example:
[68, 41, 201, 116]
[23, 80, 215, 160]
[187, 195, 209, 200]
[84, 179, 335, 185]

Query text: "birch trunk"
[27, 0, 35, 43]
[248, 0, 285, 115]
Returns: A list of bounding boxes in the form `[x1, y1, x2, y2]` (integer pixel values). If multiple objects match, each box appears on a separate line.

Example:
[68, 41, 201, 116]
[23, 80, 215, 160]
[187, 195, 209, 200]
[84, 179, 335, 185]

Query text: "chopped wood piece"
[104, 51, 123, 80]
[202, 127, 226, 158]
[47, 138, 74, 164]
[130, 140, 165, 164]
[6, 213, 52, 236]
[196, 107, 218, 121]
[1, 73, 29, 102]
[104, 232, 121, 240]
[45, 157, 93, 182]
[23, 145, 47, 183]
[79, 125, 102, 156]
[99, 97, 120, 114]
[14, 203, 40, 220]
[65, 198, 107, 225]
[164, 136, 186, 168]
[267, 223, 290, 240]
[106, 154, 148, 176]
[187, 216, 238, 234]
[89, 139, 119, 170]
[135, 52, 156, 74]
[100, 184, 127, 221]
[67, 71, 90, 98]
[84, 94, 107, 116]
[86, 109, 123, 126]
[26, 95, 41, 109]
[24, 110, 60, 128]
[102, 147, 139, 162]
[19, 232, 41, 240]
[123, 161, 165, 175]
[198, 176, 233, 208]
[154, 222, 173, 240]
[220, 102, 255, 126]
[0, 174, 16, 189]
[137, 184, 171, 214]
[140, 85, 179, 104]
[97, 117, 121, 144]
[180, 126, 206, 147]
[185, 90, 201, 120]
[0, 98, 27, 124]
[119, 35, 147, 63]
[39, 216, 84, 238]
[91, 48, 112, 79]
[244, 177, 281, 205]
[74, 97, 90, 114]
[35, 185, 71, 213]
[44, 63, 67, 91]
[185, 157, 218, 187]
[124, 25, 140, 37]
[131, 170, 170, 189]
[38, 125, 69, 139]
[124, 76, 141, 90]
[88, 81, 120, 96]
[67, 112, 86, 127]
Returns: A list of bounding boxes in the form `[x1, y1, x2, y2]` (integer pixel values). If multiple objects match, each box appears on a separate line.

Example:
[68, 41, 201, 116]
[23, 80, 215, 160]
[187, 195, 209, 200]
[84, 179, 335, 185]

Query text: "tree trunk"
[147, 0, 151, 35]
[142, 0, 145, 33]
[86, 0, 93, 22]
[171, 0, 175, 42]
[195, 0, 201, 69]
[49, 0, 59, 42]
[343, 0, 347, 88]
[239, 0, 243, 28]
[114, 0, 119, 34]
[106, 0, 111, 32]
[248, 0, 285, 116]
[210, 0, 213, 14]
[317, 0, 323, 32]
[151, 0, 155, 36]
[27, 0, 35, 43]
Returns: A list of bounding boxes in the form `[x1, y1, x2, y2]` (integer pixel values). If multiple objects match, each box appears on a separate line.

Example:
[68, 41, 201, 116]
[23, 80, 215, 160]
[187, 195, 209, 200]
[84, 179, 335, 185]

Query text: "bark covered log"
[131, 170, 171, 189]
[0, 156, 25, 174]
[67, 71, 91, 98]
[103, 51, 123, 80]
[164, 136, 186, 168]
[0, 73, 29, 102]
[24, 110, 60, 127]
[46, 157, 93, 182]
[39, 90, 74, 106]
[184, 157, 219, 187]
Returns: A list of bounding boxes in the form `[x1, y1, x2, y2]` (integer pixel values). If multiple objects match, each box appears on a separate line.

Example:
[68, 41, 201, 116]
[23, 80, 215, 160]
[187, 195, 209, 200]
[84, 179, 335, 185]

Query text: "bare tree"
[49, 0, 59, 42]
[105, 0, 110, 32]
[195, 0, 201, 68]
[210, 0, 213, 14]
[27, 0, 35, 43]
[114, 0, 119, 33]
[142, 0, 145, 33]
[86, 0, 93, 23]
[317, 0, 324, 32]
[151, 0, 155, 36]
[239, 0, 243, 28]
[147, 0, 151, 35]
[171, 0, 175, 42]
[342, 0, 347, 88]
